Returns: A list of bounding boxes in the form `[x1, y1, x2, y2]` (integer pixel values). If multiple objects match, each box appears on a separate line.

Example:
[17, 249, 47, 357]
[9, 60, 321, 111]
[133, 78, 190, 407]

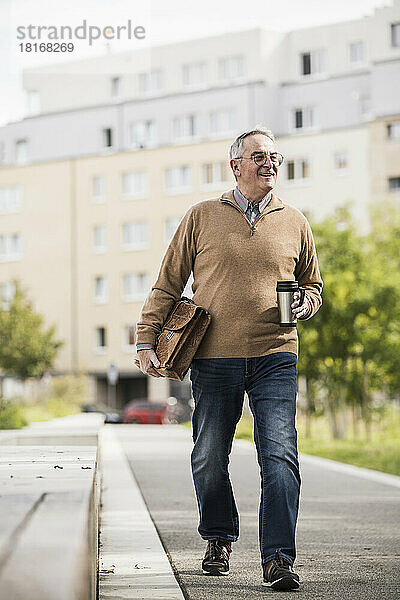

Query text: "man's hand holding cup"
[291, 290, 310, 320]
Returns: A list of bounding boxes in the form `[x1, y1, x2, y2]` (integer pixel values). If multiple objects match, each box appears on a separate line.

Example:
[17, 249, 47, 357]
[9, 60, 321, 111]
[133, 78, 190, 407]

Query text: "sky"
[0, 0, 393, 125]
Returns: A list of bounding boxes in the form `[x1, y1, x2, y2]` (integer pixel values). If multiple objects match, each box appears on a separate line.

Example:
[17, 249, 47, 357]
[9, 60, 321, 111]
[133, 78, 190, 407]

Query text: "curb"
[299, 452, 400, 488]
[98, 425, 186, 600]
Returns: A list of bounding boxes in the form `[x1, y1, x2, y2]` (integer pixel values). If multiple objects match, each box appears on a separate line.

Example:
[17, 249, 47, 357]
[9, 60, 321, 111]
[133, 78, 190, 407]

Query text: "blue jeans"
[189, 352, 301, 567]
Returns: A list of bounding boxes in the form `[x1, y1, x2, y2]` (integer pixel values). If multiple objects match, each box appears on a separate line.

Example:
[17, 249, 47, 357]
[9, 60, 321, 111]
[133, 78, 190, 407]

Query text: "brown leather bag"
[134, 297, 211, 381]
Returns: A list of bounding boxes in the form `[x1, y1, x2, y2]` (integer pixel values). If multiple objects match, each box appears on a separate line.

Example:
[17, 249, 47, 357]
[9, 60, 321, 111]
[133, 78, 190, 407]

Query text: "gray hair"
[229, 127, 276, 160]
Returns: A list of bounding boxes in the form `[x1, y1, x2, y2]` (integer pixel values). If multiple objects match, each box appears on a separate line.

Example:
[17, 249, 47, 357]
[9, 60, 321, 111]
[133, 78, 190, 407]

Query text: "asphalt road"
[116, 425, 400, 599]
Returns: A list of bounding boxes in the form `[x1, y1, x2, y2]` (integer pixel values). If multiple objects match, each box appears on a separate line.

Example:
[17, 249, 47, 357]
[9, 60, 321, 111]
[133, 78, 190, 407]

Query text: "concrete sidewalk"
[101, 424, 400, 600]
[100, 425, 400, 600]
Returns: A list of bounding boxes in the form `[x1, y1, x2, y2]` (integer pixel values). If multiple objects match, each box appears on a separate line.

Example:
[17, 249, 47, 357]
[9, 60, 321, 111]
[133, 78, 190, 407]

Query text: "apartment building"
[0, 1, 399, 405]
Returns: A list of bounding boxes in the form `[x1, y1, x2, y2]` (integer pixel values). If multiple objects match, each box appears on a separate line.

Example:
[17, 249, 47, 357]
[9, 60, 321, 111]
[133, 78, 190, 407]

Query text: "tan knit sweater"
[136, 189, 323, 358]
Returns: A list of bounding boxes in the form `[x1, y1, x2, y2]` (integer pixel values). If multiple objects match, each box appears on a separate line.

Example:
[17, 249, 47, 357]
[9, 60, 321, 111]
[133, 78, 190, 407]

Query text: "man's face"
[230, 134, 279, 197]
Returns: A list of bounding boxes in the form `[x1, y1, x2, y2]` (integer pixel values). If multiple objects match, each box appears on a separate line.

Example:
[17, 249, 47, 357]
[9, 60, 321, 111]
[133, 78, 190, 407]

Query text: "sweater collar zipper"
[220, 197, 284, 237]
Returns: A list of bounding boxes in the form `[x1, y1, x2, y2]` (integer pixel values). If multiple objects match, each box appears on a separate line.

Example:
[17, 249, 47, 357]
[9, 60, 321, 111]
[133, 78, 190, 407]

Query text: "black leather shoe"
[202, 539, 232, 575]
[262, 549, 300, 590]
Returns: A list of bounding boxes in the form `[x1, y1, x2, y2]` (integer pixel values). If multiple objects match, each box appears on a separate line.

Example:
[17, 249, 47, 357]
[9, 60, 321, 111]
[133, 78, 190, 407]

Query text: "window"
[122, 273, 150, 302]
[209, 109, 236, 136]
[202, 162, 228, 186]
[359, 95, 371, 120]
[138, 70, 163, 94]
[95, 327, 107, 349]
[0, 187, 21, 214]
[123, 325, 136, 349]
[94, 276, 108, 304]
[165, 166, 192, 193]
[286, 159, 310, 181]
[301, 53, 311, 76]
[0, 233, 22, 262]
[391, 23, 400, 47]
[122, 222, 149, 251]
[26, 91, 40, 115]
[182, 62, 207, 87]
[387, 122, 400, 139]
[111, 77, 121, 98]
[103, 128, 113, 148]
[389, 177, 400, 192]
[129, 120, 157, 148]
[172, 114, 198, 140]
[92, 176, 105, 204]
[15, 139, 28, 165]
[0, 142, 5, 165]
[93, 225, 107, 253]
[333, 152, 348, 174]
[0, 281, 16, 310]
[349, 42, 364, 65]
[122, 171, 148, 200]
[165, 217, 182, 245]
[300, 49, 326, 76]
[218, 56, 245, 81]
[292, 107, 315, 130]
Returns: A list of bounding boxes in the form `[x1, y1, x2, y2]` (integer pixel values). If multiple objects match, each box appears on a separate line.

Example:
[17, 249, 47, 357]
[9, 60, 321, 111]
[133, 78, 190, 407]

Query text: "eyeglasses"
[238, 151, 284, 167]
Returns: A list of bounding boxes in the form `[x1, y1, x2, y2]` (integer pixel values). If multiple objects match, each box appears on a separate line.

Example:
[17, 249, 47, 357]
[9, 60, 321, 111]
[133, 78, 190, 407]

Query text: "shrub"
[0, 396, 28, 430]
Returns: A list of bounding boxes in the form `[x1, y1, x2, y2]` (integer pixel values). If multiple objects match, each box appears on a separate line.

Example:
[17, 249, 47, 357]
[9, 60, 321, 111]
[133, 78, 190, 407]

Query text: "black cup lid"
[276, 280, 299, 291]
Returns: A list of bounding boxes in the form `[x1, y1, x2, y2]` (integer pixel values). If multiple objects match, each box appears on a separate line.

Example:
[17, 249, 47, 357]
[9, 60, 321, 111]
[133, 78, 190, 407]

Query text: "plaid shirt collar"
[233, 186, 272, 214]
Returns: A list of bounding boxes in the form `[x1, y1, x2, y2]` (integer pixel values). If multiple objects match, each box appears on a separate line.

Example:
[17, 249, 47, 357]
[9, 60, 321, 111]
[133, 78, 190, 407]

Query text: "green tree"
[298, 205, 367, 439]
[0, 279, 64, 380]
[366, 200, 400, 397]
[343, 201, 400, 439]
[298, 202, 400, 440]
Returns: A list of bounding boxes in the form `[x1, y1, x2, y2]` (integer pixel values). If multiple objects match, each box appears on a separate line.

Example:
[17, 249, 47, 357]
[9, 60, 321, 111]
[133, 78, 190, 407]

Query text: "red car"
[123, 400, 169, 424]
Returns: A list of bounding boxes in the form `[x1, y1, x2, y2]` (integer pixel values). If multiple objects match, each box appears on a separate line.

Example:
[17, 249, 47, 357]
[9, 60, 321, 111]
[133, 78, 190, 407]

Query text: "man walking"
[136, 128, 323, 591]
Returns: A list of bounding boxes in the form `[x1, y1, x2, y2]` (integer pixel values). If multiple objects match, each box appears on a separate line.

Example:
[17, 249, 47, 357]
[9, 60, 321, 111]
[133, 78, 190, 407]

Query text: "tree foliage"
[0, 280, 64, 380]
[298, 203, 400, 438]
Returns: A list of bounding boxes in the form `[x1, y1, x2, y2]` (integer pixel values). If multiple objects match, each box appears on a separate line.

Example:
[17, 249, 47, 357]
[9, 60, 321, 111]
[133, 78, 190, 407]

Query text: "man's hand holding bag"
[134, 297, 211, 381]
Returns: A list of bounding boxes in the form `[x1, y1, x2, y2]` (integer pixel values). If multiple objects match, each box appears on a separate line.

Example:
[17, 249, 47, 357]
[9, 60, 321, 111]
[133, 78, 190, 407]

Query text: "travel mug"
[276, 280, 306, 327]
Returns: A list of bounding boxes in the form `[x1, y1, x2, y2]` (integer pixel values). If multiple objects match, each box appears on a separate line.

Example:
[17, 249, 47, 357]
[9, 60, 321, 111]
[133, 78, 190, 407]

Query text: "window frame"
[122, 272, 150, 302]
[285, 157, 312, 183]
[217, 56, 245, 82]
[349, 41, 365, 66]
[290, 106, 316, 132]
[333, 151, 348, 175]
[121, 221, 150, 251]
[391, 23, 400, 47]
[299, 49, 327, 77]
[388, 176, 400, 192]
[95, 326, 107, 353]
[121, 171, 149, 200]
[94, 276, 108, 304]
[92, 176, 105, 204]
[165, 165, 192, 195]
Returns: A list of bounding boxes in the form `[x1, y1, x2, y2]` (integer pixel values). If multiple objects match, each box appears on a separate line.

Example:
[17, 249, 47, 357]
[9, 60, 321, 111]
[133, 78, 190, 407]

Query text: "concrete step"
[0, 414, 103, 600]
[0, 413, 105, 446]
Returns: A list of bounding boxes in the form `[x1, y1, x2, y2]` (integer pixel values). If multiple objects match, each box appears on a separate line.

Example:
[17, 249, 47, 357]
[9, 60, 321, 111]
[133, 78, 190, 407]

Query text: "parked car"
[123, 399, 170, 424]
